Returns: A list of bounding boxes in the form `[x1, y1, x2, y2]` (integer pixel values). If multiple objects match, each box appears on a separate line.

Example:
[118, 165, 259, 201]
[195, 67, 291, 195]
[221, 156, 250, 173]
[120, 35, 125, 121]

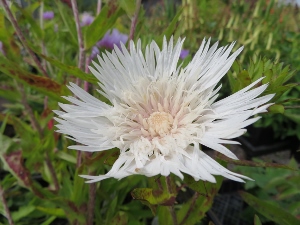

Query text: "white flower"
[55, 37, 274, 183]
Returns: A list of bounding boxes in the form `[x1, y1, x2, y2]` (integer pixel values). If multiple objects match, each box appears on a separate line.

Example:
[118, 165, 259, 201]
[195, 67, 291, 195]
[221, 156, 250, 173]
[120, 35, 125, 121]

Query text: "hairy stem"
[97, 0, 102, 15]
[179, 192, 199, 225]
[128, 0, 141, 46]
[45, 152, 60, 192]
[87, 171, 97, 225]
[1, 0, 49, 77]
[166, 176, 178, 225]
[0, 184, 14, 225]
[71, 0, 85, 72]
[84, 55, 90, 91]
[39, 1, 47, 70]
[71, 0, 85, 165]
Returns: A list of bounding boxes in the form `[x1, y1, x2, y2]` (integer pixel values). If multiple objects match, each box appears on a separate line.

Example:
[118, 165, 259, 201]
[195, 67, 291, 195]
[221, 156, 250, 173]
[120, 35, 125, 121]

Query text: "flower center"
[146, 112, 173, 137]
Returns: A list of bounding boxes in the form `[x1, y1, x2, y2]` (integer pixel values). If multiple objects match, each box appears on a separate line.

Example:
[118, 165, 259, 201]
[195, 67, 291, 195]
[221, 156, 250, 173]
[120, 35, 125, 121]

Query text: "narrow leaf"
[84, 5, 124, 49]
[39, 54, 98, 84]
[0, 60, 67, 101]
[157, 7, 183, 43]
[240, 191, 299, 225]
[254, 215, 262, 225]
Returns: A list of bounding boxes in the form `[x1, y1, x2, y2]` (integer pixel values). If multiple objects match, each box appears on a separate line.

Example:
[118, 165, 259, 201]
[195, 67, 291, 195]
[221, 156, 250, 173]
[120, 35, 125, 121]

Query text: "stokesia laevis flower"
[55, 37, 274, 183]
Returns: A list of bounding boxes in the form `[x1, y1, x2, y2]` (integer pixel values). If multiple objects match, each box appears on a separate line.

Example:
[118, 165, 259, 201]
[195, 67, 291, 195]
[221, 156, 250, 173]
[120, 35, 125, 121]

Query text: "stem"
[18, 83, 43, 136]
[207, 210, 223, 225]
[71, 0, 85, 166]
[179, 192, 199, 225]
[166, 176, 178, 225]
[87, 171, 96, 225]
[45, 152, 60, 191]
[84, 55, 90, 91]
[128, 0, 141, 46]
[96, 0, 102, 15]
[169, 205, 178, 225]
[1, 0, 49, 78]
[76, 151, 82, 167]
[284, 105, 300, 109]
[155, 176, 163, 190]
[0, 184, 14, 225]
[71, 0, 85, 71]
[39, 1, 47, 70]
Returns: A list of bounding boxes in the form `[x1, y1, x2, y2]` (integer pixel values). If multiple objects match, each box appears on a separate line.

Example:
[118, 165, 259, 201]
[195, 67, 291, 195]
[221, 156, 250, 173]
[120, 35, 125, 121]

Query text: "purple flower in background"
[180, 49, 189, 59]
[43, 11, 54, 20]
[97, 29, 128, 50]
[90, 46, 100, 59]
[80, 12, 94, 26]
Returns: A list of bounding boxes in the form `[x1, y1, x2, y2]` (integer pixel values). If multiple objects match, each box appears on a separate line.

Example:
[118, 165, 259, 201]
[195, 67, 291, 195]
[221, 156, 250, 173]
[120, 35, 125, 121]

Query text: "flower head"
[43, 11, 54, 20]
[55, 37, 274, 183]
[97, 29, 128, 50]
[80, 12, 94, 26]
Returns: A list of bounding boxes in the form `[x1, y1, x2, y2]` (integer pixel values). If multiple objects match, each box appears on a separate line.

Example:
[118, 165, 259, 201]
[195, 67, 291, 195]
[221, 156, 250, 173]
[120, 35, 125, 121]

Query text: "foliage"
[228, 57, 299, 139]
[235, 158, 300, 224]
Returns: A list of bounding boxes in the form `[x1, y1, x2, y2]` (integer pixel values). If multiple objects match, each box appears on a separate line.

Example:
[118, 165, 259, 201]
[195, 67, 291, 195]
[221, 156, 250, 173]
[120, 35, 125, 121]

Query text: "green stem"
[179, 192, 199, 225]
[128, 0, 141, 46]
[166, 176, 178, 225]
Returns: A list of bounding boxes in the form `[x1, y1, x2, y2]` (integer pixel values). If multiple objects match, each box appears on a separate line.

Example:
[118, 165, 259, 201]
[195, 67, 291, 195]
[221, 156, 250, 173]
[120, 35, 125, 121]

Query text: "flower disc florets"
[55, 37, 274, 183]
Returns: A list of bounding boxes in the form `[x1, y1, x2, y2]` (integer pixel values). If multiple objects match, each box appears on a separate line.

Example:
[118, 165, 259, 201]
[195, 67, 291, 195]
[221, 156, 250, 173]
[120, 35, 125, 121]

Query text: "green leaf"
[254, 215, 262, 225]
[285, 113, 300, 123]
[104, 151, 120, 166]
[0, 133, 13, 154]
[0, 88, 21, 102]
[0, 59, 67, 101]
[277, 186, 300, 200]
[157, 7, 183, 43]
[84, 5, 124, 50]
[55, 0, 77, 44]
[17, 3, 43, 39]
[119, 0, 136, 17]
[268, 104, 285, 114]
[40, 216, 57, 225]
[240, 191, 300, 225]
[131, 187, 176, 206]
[55, 151, 76, 164]
[157, 206, 172, 225]
[177, 174, 223, 225]
[11, 205, 35, 222]
[0, 11, 8, 42]
[72, 166, 88, 206]
[39, 54, 98, 84]
[106, 196, 119, 223]
[36, 207, 65, 217]
[232, 70, 252, 93]
[110, 211, 128, 225]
